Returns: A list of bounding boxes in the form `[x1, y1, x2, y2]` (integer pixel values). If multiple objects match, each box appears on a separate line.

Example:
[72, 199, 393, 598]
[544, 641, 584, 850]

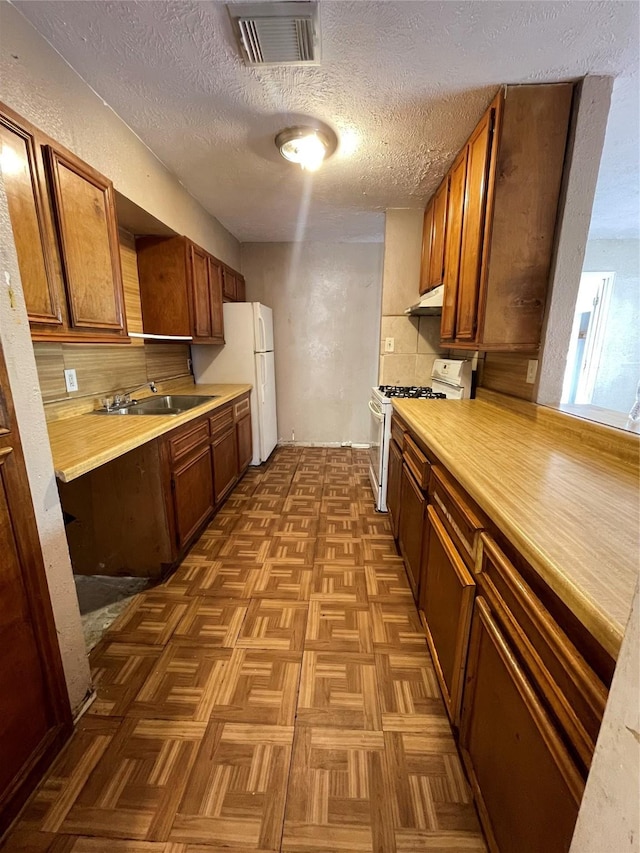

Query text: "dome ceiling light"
[275, 126, 337, 172]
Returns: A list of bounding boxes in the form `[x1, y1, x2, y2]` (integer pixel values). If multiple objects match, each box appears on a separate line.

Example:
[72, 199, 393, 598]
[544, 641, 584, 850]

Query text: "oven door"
[368, 398, 386, 510]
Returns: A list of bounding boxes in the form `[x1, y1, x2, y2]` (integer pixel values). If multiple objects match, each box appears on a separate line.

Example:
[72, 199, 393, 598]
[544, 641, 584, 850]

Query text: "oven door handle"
[368, 399, 385, 421]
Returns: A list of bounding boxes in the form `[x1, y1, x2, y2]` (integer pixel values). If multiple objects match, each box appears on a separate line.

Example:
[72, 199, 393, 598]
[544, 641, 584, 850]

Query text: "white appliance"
[191, 303, 278, 465]
[369, 358, 473, 511]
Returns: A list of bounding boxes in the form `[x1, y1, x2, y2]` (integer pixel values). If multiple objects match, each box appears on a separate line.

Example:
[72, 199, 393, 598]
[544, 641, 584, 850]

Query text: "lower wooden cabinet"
[387, 437, 402, 538]
[237, 413, 252, 473]
[171, 444, 214, 551]
[212, 427, 238, 504]
[460, 597, 583, 853]
[398, 462, 426, 597]
[420, 505, 476, 724]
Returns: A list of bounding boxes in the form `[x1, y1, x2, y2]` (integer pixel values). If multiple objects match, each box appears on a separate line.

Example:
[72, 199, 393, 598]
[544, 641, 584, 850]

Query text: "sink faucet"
[113, 381, 158, 408]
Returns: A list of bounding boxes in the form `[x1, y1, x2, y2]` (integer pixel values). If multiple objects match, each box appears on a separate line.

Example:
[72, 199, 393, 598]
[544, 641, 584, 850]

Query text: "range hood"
[405, 284, 443, 316]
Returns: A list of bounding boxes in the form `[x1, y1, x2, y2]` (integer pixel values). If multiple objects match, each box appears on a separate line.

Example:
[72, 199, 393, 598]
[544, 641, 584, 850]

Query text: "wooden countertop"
[392, 396, 640, 659]
[48, 382, 252, 483]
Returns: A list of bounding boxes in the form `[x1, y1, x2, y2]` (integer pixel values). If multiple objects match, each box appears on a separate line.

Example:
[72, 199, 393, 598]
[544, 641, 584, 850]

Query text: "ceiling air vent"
[227, 2, 320, 66]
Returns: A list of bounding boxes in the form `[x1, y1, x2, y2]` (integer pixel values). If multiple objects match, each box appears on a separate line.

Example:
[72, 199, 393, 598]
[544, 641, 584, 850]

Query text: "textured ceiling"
[14, 0, 639, 242]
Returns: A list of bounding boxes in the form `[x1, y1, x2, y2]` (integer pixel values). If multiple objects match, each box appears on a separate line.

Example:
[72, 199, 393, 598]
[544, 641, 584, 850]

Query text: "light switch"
[384, 337, 395, 353]
[64, 368, 79, 392]
[526, 360, 538, 384]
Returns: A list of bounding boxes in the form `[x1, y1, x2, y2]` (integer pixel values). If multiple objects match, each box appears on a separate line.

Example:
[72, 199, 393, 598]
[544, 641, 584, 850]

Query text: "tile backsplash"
[379, 315, 446, 385]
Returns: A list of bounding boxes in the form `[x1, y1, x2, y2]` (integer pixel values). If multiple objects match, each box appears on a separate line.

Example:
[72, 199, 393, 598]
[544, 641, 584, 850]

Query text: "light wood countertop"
[392, 396, 640, 659]
[48, 382, 252, 483]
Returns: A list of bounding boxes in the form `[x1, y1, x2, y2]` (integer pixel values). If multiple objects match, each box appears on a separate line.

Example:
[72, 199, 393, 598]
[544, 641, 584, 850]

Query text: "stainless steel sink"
[94, 394, 218, 416]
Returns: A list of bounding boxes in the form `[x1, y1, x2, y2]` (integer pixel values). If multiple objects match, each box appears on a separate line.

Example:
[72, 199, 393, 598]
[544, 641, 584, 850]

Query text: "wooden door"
[428, 178, 448, 289]
[171, 445, 214, 550]
[420, 506, 475, 723]
[208, 257, 225, 343]
[441, 149, 467, 342]
[398, 463, 426, 598]
[456, 109, 494, 341]
[0, 112, 63, 328]
[213, 428, 238, 504]
[418, 202, 434, 295]
[222, 268, 236, 301]
[0, 344, 71, 834]
[460, 597, 583, 853]
[45, 146, 126, 336]
[237, 413, 252, 474]
[387, 438, 403, 539]
[189, 244, 212, 340]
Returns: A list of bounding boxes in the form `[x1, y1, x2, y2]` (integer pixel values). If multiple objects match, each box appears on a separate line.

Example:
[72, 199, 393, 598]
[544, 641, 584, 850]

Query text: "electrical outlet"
[526, 359, 538, 384]
[64, 368, 78, 393]
[384, 337, 395, 353]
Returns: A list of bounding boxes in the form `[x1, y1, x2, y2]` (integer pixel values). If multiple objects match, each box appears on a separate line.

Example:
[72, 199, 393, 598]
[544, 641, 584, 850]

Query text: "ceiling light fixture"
[275, 126, 336, 172]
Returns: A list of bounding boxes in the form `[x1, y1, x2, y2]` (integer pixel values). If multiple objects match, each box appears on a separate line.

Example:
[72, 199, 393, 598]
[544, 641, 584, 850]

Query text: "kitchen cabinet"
[398, 463, 426, 598]
[45, 146, 127, 338]
[427, 177, 448, 290]
[235, 396, 252, 474]
[420, 84, 573, 350]
[171, 444, 215, 551]
[222, 266, 246, 302]
[1, 102, 129, 343]
[420, 505, 476, 725]
[213, 428, 238, 504]
[418, 201, 434, 295]
[460, 596, 583, 853]
[137, 236, 225, 344]
[0, 113, 63, 328]
[0, 342, 71, 834]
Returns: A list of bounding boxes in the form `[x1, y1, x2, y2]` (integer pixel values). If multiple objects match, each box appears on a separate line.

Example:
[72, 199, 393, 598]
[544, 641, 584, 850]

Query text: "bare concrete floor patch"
[74, 575, 152, 651]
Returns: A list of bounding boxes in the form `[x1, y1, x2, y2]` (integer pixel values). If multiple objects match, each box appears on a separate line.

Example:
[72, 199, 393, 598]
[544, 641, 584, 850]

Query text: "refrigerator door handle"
[258, 314, 266, 352]
[260, 356, 266, 403]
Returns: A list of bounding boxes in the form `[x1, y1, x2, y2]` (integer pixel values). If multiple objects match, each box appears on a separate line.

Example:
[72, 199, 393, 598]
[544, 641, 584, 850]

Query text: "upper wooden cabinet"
[1, 103, 128, 343]
[136, 236, 225, 344]
[422, 84, 573, 351]
[418, 201, 434, 295]
[45, 146, 126, 337]
[222, 266, 246, 303]
[427, 177, 448, 290]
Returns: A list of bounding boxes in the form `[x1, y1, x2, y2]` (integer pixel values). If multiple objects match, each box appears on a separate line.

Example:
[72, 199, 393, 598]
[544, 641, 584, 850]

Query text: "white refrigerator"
[191, 303, 278, 465]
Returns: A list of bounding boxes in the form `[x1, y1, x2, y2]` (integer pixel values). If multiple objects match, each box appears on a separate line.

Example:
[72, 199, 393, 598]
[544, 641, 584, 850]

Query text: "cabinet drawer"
[429, 466, 484, 567]
[167, 417, 210, 464]
[403, 433, 430, 490]
[209, 405, 234, 439]
[234, 396, 250, 420]
[477, 534, 607, 773]
[390, 417, 405, 449]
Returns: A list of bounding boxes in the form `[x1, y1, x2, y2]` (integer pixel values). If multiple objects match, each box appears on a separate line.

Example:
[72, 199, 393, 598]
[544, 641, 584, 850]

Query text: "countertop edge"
[51, 384, 253, 483]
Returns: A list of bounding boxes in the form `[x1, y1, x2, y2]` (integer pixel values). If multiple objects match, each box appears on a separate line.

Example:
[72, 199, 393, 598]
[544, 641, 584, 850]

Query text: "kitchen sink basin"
[94, 394, 218, 416]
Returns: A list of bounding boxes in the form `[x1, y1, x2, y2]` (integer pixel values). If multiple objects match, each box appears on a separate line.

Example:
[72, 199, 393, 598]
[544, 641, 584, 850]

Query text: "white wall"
[570, 580, 640, 853]
[583, 239, 640, 414]
[0, 0, 242, 712]
[379, 209, 446, 385]
[241, 242, 383, 445]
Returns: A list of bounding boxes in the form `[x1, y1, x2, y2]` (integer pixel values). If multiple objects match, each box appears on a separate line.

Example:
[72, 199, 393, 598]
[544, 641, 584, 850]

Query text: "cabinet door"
[398, 463, 426, 598]
[460, 597, 583, 853]
[171, 445, 214, 550]
[0, 348, 70, 833]
[0, 115, 62, 327]
[420, 506, 475, 723]
[456, 109, 493, 341]
[213, 427, 238, 504]
[208, 257, 225, 343]
[441, 149, 467, 342]
[418, 203, 434, 295]
[237, 413, 252, 474]
[235, 274, 246, 303]
[222, 268, 236, 301]
[428, 178, 448, 289]
[387, 438, 403, 540]
[189, 244, 212, 340]
[45, 146, 126, 335]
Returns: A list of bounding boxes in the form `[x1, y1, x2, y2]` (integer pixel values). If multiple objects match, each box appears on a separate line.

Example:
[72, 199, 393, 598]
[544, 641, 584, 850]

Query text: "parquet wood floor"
[3, 448, 486, 853]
